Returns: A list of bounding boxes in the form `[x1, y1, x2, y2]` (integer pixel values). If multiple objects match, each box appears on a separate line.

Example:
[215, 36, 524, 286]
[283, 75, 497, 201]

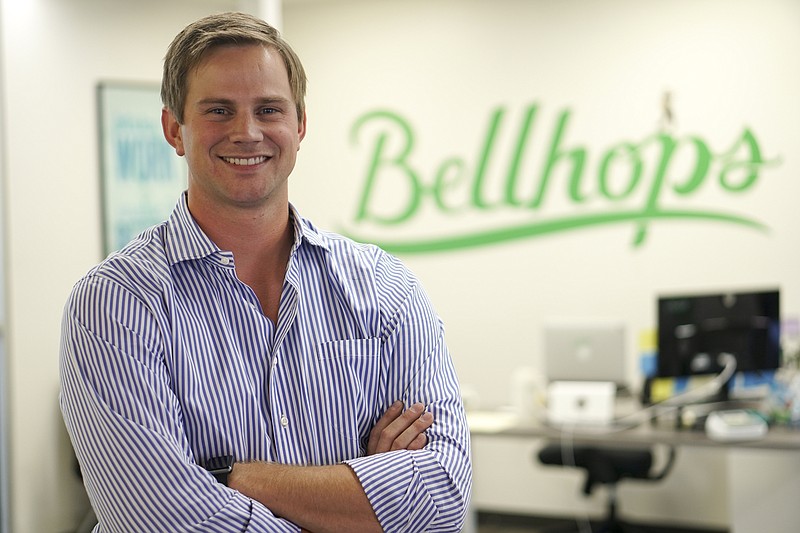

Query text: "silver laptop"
[543, 321, 627, 386]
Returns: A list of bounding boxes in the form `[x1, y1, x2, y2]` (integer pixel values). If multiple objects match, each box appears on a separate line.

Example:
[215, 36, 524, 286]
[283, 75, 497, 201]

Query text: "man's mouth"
[221, 156, 269, 166]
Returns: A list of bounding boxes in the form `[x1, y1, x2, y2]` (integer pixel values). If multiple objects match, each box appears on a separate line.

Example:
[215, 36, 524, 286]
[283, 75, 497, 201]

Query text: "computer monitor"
[656, 289, 780, 378]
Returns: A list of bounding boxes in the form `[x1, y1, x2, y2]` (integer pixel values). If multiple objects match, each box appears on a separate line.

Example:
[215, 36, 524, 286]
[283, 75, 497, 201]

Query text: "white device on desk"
[547, 380, 616, 426]
[705, 409, 768, 442]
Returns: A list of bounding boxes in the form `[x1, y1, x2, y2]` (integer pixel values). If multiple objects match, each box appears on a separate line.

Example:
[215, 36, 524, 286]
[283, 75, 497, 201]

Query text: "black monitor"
[657, 289, 780, 378]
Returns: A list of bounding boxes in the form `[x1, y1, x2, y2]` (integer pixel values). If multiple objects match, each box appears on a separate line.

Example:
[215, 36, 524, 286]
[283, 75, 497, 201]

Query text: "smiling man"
[60, 11, 471, 533]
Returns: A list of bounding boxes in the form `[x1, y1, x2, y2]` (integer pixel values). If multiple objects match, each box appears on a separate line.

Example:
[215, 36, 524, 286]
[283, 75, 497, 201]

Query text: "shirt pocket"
[313, 338, 382, 460]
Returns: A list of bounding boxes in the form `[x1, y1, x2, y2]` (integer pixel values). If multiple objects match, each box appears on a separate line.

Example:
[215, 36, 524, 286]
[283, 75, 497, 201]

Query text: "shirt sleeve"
[59, 274, 300, 533]
[343, 273, 473, 532]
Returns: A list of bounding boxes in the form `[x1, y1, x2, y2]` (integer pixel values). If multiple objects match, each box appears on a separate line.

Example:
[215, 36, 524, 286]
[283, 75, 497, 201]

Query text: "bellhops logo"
[342, 103, 779, 254]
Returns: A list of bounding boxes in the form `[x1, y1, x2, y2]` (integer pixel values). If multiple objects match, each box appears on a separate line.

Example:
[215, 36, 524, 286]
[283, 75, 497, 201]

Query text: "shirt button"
[280, 414, 289, 427]
[220, 257, 231, 265]
[272, 358, 278, 368]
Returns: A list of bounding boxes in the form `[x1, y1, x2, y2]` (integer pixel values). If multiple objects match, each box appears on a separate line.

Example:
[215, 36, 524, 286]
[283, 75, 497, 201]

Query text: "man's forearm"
[228, 402, 433, 532]
[229, 461, 382, 533]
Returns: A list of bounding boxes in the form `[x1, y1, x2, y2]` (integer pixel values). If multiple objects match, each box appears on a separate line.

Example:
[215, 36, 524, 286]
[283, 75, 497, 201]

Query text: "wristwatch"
[204, 455, 235, 486]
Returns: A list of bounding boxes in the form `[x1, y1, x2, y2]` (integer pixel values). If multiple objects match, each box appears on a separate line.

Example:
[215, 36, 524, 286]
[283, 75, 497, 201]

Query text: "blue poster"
[98, 83, 186, 254]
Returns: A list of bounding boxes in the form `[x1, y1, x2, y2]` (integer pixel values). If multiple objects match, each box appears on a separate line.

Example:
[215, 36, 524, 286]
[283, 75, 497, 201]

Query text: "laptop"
[543, 321, 627, 386]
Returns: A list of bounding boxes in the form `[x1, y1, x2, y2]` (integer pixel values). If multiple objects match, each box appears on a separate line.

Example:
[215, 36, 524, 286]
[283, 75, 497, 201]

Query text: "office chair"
[537, 443, 676, 533]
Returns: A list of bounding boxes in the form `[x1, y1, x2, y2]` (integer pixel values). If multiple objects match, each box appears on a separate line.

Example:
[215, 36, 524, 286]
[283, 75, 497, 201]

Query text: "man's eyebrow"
[195, 98, 234, 106]
[195, 97, 292, 106]
[255, 97, 293, 107]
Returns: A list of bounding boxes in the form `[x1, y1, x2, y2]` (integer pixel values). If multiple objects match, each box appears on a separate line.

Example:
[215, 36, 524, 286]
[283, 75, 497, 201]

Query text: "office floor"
[476, 512, 729, 533]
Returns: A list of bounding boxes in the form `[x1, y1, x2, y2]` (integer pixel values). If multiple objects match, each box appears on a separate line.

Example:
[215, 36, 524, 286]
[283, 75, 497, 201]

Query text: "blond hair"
[161, 11, 307, 123]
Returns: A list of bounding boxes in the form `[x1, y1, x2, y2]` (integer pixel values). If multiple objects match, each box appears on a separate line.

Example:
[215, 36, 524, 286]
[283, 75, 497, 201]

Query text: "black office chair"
[537, 444, 676, 533]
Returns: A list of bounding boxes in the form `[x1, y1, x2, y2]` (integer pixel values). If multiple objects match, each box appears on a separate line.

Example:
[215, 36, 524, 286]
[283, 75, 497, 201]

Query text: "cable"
[558, 423, 594, 533]
[613, 352, 738, 430]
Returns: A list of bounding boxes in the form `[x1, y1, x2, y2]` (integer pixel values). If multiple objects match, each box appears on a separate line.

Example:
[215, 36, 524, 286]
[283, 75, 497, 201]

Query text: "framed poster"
[98, 82, 186, 254]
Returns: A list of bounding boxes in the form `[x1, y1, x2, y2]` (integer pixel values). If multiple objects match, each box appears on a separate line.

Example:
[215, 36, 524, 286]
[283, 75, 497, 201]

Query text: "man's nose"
[229, 113, 263, 143]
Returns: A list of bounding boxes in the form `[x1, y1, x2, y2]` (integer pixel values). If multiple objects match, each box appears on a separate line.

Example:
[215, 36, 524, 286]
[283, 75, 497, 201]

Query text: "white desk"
[468, 410, 800, 533]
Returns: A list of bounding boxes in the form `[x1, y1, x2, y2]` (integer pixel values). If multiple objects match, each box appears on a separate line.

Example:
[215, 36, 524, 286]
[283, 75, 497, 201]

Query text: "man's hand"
[367, 401, 434, 455]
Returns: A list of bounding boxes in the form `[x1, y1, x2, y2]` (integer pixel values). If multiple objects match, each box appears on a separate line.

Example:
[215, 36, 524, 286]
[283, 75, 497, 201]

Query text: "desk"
[469, 410, 800, 449]
[468, 410, 800, 533]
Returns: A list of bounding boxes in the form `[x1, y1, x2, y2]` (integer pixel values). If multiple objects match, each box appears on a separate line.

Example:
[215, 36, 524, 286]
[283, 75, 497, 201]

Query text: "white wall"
[282, 0, 800, 408]
[0, 0, 797, 530]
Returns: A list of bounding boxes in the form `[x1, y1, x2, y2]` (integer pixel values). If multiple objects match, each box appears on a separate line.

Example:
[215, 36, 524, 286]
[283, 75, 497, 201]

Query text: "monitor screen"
[657, 289, 780, 377]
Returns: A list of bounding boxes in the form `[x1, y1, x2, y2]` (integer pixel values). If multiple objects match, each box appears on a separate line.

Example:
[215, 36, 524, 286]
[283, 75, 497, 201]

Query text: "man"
[60, 11, 471, 533]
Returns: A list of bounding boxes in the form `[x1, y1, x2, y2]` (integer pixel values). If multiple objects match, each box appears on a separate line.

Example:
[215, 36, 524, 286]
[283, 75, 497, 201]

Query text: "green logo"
[343, 103, 778, 254]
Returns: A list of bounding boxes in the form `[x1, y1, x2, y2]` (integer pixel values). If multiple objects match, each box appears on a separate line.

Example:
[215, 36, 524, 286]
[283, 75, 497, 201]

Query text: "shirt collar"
[164, 192, 330, 266]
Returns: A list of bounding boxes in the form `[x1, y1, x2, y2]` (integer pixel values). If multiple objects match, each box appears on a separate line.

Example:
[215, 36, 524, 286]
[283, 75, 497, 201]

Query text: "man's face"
[163, 43, 306, 213]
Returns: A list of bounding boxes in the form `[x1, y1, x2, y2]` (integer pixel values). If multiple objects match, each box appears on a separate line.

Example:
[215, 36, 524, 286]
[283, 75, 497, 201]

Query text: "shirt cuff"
[229, 493, 301, 533]
[345, 450, 439, 533]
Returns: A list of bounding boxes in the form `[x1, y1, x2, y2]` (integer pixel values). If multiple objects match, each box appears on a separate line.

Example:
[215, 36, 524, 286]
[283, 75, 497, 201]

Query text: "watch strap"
[204, 455, 235, 486]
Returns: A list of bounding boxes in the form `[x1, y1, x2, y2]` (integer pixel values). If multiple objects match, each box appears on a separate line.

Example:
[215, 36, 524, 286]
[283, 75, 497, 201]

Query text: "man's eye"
[258, 107, 277, 115]
[210, 108, 227, 115]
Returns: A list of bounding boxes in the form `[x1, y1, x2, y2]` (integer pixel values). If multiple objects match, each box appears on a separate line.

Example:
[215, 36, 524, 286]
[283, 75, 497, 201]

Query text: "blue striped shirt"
[59, 193, 472, 532]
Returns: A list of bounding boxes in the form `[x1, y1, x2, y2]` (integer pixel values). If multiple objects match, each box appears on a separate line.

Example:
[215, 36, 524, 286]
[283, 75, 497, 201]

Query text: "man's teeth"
[223, 156, 268, 165]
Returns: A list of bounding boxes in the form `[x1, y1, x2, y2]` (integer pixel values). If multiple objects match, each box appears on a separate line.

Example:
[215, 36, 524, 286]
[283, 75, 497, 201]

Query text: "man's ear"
[298, 111, 307, 145]
[161, 107, 185, 156]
